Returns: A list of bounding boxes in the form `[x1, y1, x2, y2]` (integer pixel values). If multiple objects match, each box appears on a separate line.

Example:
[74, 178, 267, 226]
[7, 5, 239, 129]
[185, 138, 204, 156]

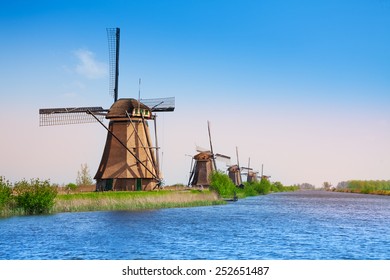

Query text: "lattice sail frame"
[39, 107, 107, 126]
[107, 28, 120, 102]
[140, 97, 175, 112]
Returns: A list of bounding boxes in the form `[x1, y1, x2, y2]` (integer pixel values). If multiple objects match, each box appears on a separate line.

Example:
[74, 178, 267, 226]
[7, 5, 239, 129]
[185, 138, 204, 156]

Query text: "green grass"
[210, 171, 298, 199]
[337, 180, 390, 195]
[53, 190, 224, 213]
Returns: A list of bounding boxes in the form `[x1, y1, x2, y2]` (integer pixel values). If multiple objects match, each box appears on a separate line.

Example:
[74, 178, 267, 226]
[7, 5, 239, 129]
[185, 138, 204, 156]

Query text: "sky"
[1, 0, 389, 188]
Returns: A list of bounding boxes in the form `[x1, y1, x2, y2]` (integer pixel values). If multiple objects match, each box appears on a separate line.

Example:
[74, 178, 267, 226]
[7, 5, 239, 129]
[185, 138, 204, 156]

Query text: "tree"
[0, 176, 12, 210]
[299, 183, 315, 190]
[323, 182, 334, 191]
[76, 163, 93, 186]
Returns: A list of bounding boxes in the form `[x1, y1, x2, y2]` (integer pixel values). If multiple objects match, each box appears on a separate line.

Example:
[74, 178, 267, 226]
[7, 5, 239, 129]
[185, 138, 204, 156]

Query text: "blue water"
[0, 191, 389, 260]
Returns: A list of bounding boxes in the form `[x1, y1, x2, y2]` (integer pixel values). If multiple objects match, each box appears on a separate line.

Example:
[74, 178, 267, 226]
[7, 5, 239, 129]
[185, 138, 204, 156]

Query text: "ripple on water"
[0, 191, 389, 260]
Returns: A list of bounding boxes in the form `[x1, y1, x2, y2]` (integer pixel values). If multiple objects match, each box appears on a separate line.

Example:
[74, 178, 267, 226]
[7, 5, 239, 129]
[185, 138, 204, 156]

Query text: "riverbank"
[1, 189, 223, 217]
[53, 189, 224, 213]
[330, 180, 390, 196]
[334, 189, 390, 196]
[1, 173, 297, 217]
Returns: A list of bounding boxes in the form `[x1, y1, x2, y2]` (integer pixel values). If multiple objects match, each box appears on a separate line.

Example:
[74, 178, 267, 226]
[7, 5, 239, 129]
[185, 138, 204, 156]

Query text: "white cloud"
[74, 49, 107, 79]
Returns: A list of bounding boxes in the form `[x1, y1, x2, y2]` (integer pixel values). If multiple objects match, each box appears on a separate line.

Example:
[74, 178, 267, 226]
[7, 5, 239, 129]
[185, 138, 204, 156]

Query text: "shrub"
[66, 183, 78, 193]
[242, 182, 258, 196]
[346, 180, 390, 193]
[0, 176, 12, 210]
[13, 179, 57, 215]
[254, 178, 271, 195]
[210, 171, 237, 197]
[271, 181, 284, 192]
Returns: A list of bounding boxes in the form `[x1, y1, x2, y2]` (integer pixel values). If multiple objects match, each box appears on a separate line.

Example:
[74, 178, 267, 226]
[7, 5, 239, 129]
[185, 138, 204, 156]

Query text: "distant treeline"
[210, 171, 298, 199]
[336, 180, 390, 195]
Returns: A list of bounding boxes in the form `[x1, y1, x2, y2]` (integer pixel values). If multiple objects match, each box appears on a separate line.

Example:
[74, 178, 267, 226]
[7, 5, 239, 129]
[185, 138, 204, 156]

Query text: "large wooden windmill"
[39, 28, 175, 191]
[187, 121, 230, 187]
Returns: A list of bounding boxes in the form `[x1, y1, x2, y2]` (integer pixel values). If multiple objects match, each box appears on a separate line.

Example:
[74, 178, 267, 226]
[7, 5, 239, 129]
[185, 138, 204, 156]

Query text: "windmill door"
[105, 179, 113, 191]
[136, 179, 142, 191]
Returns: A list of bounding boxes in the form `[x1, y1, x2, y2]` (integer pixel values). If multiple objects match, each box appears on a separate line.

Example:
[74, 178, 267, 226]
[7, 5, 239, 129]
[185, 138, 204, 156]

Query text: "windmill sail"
[39, 107, 107, 126]
[107, 27, 120, 102]
[140, 97, 175, 112]
[215, 153, 231, 165]
[39, 27, 175, 192]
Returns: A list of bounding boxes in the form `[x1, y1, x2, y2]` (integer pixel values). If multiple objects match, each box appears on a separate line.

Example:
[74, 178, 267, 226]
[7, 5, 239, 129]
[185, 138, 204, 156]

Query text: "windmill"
[187, 121, 230, 187]
[241, 158, 263, 183]
[227, 146, 243, 187]
[39, 28, 175, 191]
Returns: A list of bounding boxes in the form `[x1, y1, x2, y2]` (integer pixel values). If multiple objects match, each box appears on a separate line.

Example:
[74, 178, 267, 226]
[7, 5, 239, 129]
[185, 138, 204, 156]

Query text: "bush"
[0, 176, 12, 210]
[346, 180, 390, 193]
[271, 181, 284, 192]
[66, 183, 78, 193]
[210, 171, 237, 197]
[241, 182, 258, 197]
[251, 178, 271, 195]
[13, 179, 57, 215]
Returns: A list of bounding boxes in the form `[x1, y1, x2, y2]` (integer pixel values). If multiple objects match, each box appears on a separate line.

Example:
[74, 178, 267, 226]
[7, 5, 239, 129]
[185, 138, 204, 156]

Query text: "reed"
[53, 190, 224, 213]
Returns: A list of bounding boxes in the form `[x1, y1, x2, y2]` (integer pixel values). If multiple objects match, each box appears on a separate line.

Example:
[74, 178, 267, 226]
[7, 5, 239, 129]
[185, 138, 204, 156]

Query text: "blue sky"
[1, 0, 389, 187]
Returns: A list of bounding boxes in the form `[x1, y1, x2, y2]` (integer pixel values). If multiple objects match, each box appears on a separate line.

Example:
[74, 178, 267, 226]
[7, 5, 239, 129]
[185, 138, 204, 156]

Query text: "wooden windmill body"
[189, 151, 215, 187]
[242, 158, 261, 183]
[39, 28, 174, 191]
[94, 98, 159, 191]
[228, 164, 242, 186]
[246, 170, 259, 183]
[227, 146, 243, 187]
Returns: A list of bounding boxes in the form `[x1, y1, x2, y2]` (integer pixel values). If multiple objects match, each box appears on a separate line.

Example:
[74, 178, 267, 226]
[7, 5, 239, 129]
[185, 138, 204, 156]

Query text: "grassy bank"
[209, 171, 298, 199]
[1, 172, 297, 217]
[335, 180, 390, 196]
[1, 175, 225, 217]
[54, 190, 223, 213]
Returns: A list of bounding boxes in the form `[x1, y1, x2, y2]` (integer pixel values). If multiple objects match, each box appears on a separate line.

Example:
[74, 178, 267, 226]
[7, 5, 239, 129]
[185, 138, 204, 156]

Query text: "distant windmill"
[227, 146, 243, 187]
[241, 158, 261, 183]
[188, 121, 230, 187]
[39, 28, 175, 191]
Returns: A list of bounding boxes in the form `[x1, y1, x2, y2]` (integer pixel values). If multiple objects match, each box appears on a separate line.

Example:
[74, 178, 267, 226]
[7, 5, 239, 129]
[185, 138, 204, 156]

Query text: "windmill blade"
[195, 145, 209, 153]
[241, 167, 253, 171]
[187, 157, 195, 187]
[107, 27, 120, 102]
[215, 153, 231, 165]
[236, 146, 240, 168]
[207, 121, 217, 170]
[140, 97, 175, 112]
[39, 107, 107, 126]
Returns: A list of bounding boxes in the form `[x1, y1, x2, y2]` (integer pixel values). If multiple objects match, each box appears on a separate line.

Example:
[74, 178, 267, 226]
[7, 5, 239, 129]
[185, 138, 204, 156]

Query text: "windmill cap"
[106, 98, 151, 119]
[228, 165, 240, 172]
[194, 151, 213, 160]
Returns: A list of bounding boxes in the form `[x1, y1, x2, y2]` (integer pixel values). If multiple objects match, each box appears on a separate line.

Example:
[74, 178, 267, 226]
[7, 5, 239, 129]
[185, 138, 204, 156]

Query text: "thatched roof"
[228, 165, 240, 172]
[107, 98, 151, 119]
[193, 151, 213, 161]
